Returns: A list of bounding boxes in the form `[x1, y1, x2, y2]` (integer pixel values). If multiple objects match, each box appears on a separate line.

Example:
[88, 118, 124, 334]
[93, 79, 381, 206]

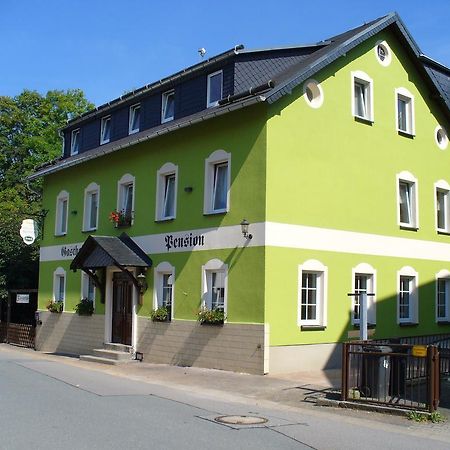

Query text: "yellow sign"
[412, 345, 427, 358]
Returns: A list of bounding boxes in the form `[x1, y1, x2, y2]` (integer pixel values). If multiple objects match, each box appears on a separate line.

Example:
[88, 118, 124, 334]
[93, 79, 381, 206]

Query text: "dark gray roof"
[70, 233, 152, 270]
[30, 12, 449, 180]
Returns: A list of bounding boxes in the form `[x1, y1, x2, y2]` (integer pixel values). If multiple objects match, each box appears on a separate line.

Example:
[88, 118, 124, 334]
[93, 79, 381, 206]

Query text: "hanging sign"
[20, 219, 37, 245]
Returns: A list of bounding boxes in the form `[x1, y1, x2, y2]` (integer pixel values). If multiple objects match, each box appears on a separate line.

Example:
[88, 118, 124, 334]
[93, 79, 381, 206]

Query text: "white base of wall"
[269, 343, 342, 374]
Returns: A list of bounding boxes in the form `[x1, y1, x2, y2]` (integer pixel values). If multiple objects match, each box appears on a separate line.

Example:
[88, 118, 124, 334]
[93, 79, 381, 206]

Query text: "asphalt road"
[0, 346, 449, 450]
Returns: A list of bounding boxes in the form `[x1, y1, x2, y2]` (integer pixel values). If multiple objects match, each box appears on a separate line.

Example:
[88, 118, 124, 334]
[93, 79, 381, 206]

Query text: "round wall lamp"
[240, 219, 253, 240]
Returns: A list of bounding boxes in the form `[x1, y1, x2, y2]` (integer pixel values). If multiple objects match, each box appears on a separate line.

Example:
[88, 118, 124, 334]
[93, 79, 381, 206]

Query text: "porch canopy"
[70, 233, 152, 298]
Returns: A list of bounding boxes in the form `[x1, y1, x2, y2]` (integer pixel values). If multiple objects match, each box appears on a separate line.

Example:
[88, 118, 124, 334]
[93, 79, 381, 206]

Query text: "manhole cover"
[214, 415, 268, 425]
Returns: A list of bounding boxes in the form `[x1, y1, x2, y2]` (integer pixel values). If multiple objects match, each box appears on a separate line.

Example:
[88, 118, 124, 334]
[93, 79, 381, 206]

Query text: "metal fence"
[342, 341, 439, 412]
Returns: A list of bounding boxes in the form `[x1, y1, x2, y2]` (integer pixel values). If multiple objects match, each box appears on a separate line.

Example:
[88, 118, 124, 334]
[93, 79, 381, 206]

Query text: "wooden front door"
[112, 272, 133, 345]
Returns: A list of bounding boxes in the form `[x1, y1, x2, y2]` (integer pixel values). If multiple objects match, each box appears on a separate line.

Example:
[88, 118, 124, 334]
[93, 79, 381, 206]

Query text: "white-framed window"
[435, 125, 448, 150]
[396, 171, 418, 229]
[155, 162, 178, 221]
[374, 40, 392, 66]
[129, 104, 141, 134]
[207, 70, 223, 108]
[436, 270, 450, 322]
[351, 263, 376, 325]
[55, 190, 69, 236]
[351, 71, 373, 121]
[161, 90, 175, 123]
[397, 266, 419, 324]
[71, 129, 80, 155]
[435, 180, 450, 233]
[201, 259, 228, 314]
[298, 260, 328, 327]
[53, 267, 66, 308]
[395, 88, 415, 135]
[154, 262, 175, 320]
[100, 116, 111, 145]
[81, 272, 96, 304]
[303, 79, 324, 109]
[83, 182, 100, 231]
[117, 174, 135, 226]
[203, 149, 231, 215]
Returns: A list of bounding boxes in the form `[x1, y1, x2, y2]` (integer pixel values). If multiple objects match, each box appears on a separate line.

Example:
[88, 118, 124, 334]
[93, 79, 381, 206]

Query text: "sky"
[1, 0, 449, 107]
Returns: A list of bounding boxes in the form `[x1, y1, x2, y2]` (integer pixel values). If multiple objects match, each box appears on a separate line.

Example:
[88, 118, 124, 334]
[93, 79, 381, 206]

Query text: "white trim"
[117, 173, 135, 225]
[351, 263, 376, 325]
[203, 149, 231, 214]
[303, 79, 324, 109]
[395, 87, 415, 136]
[155, 162, 178, 221]
[100, 116, 111, 145]
[153, 262, 175, 320]
[207, 70, 223, 108]
[161, 90, 175, 123]
[374, 40, 392, 67]
[435, 125, 448, 150]
[351, 71, 374, 122]
[434, 180, 450, 233]
[70, 129, 80, 155]
[82, 182, 100, 232]
[81, 271, 96, 306]
[128, 103, 141, 135]
[298, 259, 328, 327]
[53, 267, 66, 310]
[396, 171, 419, 229]
[201, 259, 228, 315]
[436, 270, 450, 322]
[55, 190, 69, 236]
[40, 221, 450, 263]
[397, 266, 419, 324]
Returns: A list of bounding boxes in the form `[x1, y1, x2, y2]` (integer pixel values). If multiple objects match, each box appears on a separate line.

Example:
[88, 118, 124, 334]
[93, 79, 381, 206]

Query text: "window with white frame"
[207, 71, 223, 108]
[435, 125, 448, 150]
[81, 272, 96, 303]
[55, 190, 69, 236]
[374, 40, 392, 66]
[202, 259, 227, 313]
[303, 79, 324, 109]
[351, 264, 376, 325]
[155, 163, 178, 221]
[129, 104, 141, 134]
[351, 71, 373, 121]
[395, 88, 415, 135]
[53, 267, 66, 307]
[71, 129, 80, 155]
[161, 90, 175, 123]
[397, 171, 418, 229]
[298, 260, 327, 327]
[117, 174, 135, 226]
[204, 150, 230, 214]
[100, 116, 111, 144]
[83, 182, 99, 231]
[154, 262, 175, 320]
[397, 266, 418, 324]
[436, 270, 450, 322]
[435, 180, 450, 233]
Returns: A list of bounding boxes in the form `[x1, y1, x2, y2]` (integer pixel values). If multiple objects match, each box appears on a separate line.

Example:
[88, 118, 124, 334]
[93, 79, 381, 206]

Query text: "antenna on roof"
[198, 48, 206, 58]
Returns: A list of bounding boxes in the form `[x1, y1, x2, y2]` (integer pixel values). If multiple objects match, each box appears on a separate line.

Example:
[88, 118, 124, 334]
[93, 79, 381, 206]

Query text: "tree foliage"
[0, 89, 93, 300]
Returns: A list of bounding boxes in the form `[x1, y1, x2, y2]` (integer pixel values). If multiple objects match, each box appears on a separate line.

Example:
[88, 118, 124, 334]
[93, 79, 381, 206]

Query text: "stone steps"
[80, 343, 135, 365]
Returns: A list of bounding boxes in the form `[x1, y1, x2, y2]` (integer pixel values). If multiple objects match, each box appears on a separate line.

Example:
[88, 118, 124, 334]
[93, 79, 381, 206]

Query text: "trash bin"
[359, 345, 391, 399]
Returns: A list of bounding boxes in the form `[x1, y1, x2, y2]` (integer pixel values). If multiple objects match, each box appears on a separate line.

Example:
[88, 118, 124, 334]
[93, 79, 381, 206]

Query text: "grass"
[407, 410, 446, 423]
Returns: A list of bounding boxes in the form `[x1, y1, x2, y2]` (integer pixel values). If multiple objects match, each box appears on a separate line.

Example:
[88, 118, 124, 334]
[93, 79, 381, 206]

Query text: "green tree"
[0, 89, 94, 300]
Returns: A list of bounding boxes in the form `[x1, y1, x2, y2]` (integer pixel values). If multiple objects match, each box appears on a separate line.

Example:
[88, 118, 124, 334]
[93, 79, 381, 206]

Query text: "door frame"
[105, 266, 138, 349]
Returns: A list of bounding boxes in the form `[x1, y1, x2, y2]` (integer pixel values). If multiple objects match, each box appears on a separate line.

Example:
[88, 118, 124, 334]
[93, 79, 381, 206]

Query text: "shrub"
[46, 300, 63, 313]
[149, 306, 169, 322]
[74, 298, 94, 316]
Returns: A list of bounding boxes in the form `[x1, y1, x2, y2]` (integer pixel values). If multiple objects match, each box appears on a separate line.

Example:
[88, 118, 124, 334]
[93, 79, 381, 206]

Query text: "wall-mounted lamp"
[137, 270, 148, 295]
[240, 219, 253, 240]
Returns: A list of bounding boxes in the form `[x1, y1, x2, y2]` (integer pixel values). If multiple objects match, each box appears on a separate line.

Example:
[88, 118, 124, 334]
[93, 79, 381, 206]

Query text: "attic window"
[303, 80, 323, 109]
[375, 41, 391, 66]
[435, 126, 448, 150]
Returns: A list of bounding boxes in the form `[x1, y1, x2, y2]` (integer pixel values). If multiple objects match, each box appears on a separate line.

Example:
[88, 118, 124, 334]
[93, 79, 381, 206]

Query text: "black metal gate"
[0, 289, 37, 349]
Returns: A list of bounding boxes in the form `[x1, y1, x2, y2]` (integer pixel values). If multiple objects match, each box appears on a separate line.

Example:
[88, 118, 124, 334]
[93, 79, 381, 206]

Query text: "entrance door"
[112, 272, 133, 345]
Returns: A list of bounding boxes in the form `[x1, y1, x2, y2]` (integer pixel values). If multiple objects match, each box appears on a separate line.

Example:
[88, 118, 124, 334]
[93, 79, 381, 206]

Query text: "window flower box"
[109, 210, 133, 228]
[197, 307, 225, 325]
[75, 298, 94, 316]
[46, 300, 63, 313]
[149, 306, 170, 322]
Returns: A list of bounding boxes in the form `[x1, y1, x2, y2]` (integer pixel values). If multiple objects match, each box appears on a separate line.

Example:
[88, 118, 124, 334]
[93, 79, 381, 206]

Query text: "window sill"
[82, 228, 97, 233]
[128, 129, 139, 135]
[203, 209, 228, 216]
[354, 116, 374, 125]
[398, 322, 418, 327]
[155, 217, 175, 223]
[397, 130, 415, 139]
[161, 117, 174, 124]
[300, 325, 326, 331]
[437, 230, 450, 236]
[54, 233, 67, 237]
[437, 320, 450, 325]
[400, 225, 419, 231]
[352, 323, 376, 329]
[100, 140, 110, 145]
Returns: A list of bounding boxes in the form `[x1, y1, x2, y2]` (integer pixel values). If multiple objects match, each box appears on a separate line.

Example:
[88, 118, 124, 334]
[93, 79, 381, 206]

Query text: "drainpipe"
[218, 80, 275, 105]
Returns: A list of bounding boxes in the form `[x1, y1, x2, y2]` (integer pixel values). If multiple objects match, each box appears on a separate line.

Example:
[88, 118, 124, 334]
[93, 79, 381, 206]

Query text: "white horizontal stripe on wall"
[40, 222, 450, 262]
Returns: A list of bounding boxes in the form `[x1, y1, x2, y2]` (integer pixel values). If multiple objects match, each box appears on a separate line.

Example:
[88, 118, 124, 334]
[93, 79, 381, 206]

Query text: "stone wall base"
[268, 342, 342, 374]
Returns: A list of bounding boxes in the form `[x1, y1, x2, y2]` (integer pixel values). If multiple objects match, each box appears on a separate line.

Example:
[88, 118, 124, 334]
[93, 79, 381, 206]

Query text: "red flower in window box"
[109, 210, 132, 227]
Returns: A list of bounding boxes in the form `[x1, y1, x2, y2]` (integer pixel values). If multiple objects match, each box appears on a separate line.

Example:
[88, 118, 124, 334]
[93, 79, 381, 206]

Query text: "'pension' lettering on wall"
[61, 245, 80, 258]
[165, 233, 205, 252]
